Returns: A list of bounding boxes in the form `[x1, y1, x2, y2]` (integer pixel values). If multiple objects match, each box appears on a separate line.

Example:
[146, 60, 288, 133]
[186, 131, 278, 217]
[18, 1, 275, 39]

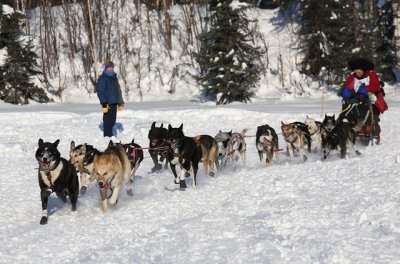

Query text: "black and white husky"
[165, 124, 201, 189]
[256, 125, 279, 165]
[322, 121, 361, 159]
[322, 114, 336, 133]
[36, 139, 79, 225]
[214, 129, 247, 170]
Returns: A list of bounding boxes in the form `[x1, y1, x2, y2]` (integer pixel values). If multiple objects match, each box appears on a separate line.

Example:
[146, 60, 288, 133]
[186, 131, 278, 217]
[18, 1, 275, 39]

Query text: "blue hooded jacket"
[96, 70, 124, 105]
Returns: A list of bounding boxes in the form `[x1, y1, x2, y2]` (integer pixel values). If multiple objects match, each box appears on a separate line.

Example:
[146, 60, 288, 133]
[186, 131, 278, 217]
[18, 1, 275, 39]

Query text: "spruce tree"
[375, 0, 397, 82]
[196, 0, 264, 105]
[0, 8, 48, 104]
[298, 0, 355, 83]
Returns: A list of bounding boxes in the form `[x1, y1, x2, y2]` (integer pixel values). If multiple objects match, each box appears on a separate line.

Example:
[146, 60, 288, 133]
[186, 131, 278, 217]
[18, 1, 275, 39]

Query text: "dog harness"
[99, 176, 114, 201]
[38, 159, 60, 191]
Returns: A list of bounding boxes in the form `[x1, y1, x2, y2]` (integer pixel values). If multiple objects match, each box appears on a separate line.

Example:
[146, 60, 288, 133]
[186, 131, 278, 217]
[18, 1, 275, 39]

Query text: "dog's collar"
[39, 160, 60, 190]
[172, 146, 182, 157]
[100, 176, 115, 191]
[308, 127, 319, 136]
[76, 163, 91, 175]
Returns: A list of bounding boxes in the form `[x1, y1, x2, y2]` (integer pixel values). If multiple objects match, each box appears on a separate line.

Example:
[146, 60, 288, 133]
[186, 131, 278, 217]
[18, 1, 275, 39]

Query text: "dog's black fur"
[322, 114, 336, 133]
[148, 122, 170, 172]
[122, 139, 144, 170]
[165, 124, 202, 189]
[291, 121, 311, 152]
[255, 124, 279, 165]
[36, 139, 79, 225]
[322, 122, 361, 159]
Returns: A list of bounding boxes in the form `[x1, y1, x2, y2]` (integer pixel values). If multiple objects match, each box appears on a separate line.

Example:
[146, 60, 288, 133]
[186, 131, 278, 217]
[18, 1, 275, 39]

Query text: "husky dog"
[165, 124, 201, 189]
[148, 122, 170, 173]
[255, 125, 279, 165]
[322, 114, 336, 133]
[291, 121, 311, 152]
[70, 142, 101, 195]
[281, 121, 308, 161]
[304, 116, 322, 152]
[193, 135, 219, 176]
[214, 129, 247, 170]
[36, 139, 79, 225]
[93, 144, 133, 212]
[118, 139, 144, 182]
[323, 121, 361, 159]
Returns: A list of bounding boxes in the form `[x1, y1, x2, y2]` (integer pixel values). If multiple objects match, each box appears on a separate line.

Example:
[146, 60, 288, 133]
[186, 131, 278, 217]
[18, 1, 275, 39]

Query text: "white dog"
[304, 116, 322, 152]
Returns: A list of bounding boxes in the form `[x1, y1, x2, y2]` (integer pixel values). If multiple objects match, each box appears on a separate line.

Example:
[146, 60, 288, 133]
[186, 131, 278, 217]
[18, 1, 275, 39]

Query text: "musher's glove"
[118, 104, 124, 111]
[102, 104, 110, 113]
[368, 92, 377, 104]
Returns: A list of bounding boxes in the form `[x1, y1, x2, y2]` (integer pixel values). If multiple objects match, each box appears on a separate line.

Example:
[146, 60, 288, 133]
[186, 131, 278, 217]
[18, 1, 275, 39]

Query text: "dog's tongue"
[39, 161, 51, 169]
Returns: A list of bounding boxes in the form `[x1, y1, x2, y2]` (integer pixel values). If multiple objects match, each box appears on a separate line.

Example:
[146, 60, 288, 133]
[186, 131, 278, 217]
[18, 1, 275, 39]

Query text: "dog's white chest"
[171, 156, 180, 165]
[40, 163, 63, 187]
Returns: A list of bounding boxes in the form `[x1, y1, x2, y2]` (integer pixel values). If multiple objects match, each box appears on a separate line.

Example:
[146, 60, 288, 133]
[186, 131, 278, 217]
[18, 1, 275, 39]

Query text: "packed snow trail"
[0, 100, 399, 263]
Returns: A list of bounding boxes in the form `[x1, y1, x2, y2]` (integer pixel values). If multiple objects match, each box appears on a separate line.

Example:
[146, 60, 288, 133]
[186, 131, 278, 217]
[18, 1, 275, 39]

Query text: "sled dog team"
[36, 115, 370, 224]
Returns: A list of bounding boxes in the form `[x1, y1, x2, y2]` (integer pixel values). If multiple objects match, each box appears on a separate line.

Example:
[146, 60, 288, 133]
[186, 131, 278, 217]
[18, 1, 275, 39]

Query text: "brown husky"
[281, 121, 307, 161]
[93, 144, 133, 212]
[193, 135, 219, 177]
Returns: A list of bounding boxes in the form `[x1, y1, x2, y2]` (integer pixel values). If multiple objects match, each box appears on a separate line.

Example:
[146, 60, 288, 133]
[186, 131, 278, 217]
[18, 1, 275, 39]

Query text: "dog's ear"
[160, 123, 164, 128]
[179, 123, 183, 131]
[332, 114, 335, 119]
[325, 114, 328, 118]
[151, 121, 156, 129]
[168, 124, 172, 131]
[108, 140, 113, 148]
[70, 141, 75, 152]
[53, 139, 60, 148]
[94, 154, 99, 164]
[131, 138, 135, 144]
[281, 121, 285, 126]
[38, 138, 44, 147]
[82, 144, 86, 153]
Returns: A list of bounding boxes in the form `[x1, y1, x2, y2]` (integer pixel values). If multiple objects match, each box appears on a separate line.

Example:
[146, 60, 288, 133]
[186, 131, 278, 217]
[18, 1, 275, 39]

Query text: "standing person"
[96, 61, 124, 138]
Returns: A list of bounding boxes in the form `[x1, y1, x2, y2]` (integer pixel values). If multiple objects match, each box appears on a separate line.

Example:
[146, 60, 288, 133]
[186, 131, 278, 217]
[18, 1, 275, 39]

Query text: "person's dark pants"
[103, 104, 117, 137]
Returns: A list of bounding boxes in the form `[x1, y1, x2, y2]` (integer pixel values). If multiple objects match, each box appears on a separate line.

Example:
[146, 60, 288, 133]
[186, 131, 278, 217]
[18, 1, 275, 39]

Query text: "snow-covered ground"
[1, 99, 400, 263]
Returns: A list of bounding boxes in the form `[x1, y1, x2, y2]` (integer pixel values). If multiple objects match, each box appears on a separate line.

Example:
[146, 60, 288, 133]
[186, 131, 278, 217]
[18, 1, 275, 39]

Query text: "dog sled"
[338, 99, 381, 146]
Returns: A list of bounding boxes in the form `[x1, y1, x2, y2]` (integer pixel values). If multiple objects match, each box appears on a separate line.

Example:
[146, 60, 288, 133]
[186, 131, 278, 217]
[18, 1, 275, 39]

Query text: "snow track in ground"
[0, 100, 400, 263]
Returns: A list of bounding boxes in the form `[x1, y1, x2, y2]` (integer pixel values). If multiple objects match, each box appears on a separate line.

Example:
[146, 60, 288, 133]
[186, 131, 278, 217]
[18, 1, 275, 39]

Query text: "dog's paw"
[209, 171, 215, 177]
[151, 164, 162, 173]
[184, 172, 191, 178]
[80, 186, 87, 196]
[126, 188, 133, 196]
[179, 180, 187, 189]
[40, 216, 48, 225]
